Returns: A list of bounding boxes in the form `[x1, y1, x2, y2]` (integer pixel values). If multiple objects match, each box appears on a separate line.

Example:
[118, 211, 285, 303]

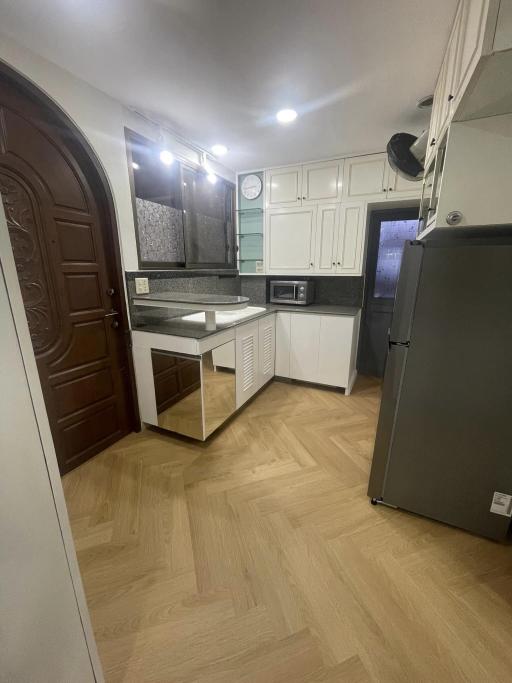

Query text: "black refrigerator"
[368, 230, 512, 541]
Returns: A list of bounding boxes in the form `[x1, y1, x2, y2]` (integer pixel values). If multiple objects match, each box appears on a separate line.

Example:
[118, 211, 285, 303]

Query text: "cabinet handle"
[302, 196, 306, 199]
[297, 196, 301, 200]
[448, 94, 454, 101]
[389, 187, 393, 191]
[332, 262, 336, 266]
[310, 262, 314, 267]
[382, 188, 386, 192]
[430, 137, 436, 146]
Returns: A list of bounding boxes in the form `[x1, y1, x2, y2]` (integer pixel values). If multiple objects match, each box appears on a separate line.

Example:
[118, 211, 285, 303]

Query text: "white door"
[265, 166, 302, 208]
[275, 312, 291, 377]
[301, 160, 343, 203]
[235, 320, 259, 408]
[258, 315, 276, 386]
[266, 207, 317, 274]
[314, 203, 340, 273]
[289, 313, 320, 383]
[317, 315, 354, 388]
[343, 154, 388, 199]
[336, 202, 366, 275]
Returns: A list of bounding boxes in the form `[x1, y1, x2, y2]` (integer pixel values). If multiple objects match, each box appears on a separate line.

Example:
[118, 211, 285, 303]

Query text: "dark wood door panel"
[0, 71, 135, 474]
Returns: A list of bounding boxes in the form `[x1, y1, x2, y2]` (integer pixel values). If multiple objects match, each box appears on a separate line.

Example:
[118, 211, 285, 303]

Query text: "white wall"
[0, 203, 103, 682]
[0, 32, 235, 272]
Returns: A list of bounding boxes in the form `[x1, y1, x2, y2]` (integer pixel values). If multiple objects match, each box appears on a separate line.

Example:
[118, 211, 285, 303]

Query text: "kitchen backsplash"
[126, 271, 240, 324]
[126, 271, 363, 326]
[240, 276, 364, 307]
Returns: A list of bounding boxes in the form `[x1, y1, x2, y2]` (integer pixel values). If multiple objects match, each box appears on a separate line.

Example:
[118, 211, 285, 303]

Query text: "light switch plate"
[135, 277, 149, 294]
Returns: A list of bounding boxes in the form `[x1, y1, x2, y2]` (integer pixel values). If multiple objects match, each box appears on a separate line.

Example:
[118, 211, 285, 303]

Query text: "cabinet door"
[235, 321, 259, 408]
[258, 315, 276, 386]
[343, 154, 388, 199]
[265, 166, 302, 208]
[301, 160, 343, 203]
[266, 207, 316, 274]
[336, 202, 366, 275]
[314, 204, 340, 273]
[456, 0, 487, 100]
[289, 314, 320, 383]
[387, 168, 423, 198]
[317, 315, 354, 388]
[275, 312, 291, 377]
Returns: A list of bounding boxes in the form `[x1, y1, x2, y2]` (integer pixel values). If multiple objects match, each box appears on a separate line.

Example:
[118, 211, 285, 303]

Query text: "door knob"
[106, 287, 115, 296]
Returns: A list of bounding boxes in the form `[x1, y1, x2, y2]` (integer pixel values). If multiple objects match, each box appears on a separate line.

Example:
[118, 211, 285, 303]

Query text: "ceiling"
[0, 0, 458, 171]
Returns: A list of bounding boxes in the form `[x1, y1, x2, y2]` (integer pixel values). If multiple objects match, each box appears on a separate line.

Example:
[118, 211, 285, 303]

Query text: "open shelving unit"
[237, 173, 264, 274]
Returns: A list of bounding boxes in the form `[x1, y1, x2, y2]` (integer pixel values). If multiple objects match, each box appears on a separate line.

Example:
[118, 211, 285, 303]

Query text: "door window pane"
[374, 219, 418, 298]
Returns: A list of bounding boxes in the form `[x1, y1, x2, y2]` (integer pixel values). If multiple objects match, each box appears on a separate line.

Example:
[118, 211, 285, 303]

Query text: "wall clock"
[241, 173, 262, 200]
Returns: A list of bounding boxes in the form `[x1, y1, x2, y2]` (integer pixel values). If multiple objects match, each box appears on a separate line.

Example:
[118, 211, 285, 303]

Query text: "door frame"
[358, 206, 419, 376]
[0, 61, 140, 435]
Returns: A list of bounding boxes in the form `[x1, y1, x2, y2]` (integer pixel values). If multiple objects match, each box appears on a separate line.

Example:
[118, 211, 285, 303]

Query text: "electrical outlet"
[135, 277, 149, 295]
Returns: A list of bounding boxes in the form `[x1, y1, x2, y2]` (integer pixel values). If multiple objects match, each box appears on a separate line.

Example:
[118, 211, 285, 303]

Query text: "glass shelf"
[237, 232, 263, 237]
[236, 207, 264, 214]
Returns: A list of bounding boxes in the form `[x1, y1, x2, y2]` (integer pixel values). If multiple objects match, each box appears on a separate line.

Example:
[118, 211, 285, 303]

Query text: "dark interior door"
[358, 207, 419, 377]
[0, 73, 134, 474]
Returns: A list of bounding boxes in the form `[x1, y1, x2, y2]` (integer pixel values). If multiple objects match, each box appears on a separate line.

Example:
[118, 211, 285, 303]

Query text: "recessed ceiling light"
[211, 144, 228, 157]
[159, 150, 174, 165]
[276, 108, 298, 124]
[132, 161, 140, 170]
[206, 172, 218, 185]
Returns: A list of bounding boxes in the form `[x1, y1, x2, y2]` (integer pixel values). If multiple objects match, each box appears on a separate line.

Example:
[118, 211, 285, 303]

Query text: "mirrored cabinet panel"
[150, 341, 236, 440]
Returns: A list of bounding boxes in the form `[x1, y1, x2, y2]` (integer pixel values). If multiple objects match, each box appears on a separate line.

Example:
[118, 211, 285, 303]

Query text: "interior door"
[0, 72, 134, 474]
[266, 207, 316, 273]
[357, 208, 419, 377]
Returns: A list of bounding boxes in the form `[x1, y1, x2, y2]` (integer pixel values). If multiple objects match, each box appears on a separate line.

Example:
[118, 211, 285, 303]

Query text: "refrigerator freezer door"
[367, 343, 408, 499]
[389, 242, 424, 344]
[381, 242, 512, 540]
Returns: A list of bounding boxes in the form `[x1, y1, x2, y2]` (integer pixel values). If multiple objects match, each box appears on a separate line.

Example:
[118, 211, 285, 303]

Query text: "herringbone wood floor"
[63, 378, 512, 683]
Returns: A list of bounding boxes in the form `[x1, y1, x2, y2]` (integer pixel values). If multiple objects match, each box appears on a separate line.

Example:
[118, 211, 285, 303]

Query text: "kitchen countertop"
[132, 304, 360, 340]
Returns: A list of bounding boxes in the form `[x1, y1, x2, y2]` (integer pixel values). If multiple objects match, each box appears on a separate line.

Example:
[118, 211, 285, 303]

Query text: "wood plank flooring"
[63, 377, 512, 682]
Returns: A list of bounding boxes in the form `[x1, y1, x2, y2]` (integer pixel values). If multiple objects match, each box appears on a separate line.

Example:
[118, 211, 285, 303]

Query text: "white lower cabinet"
[235, 315, 276, 409]
[276, 311, 360, 393]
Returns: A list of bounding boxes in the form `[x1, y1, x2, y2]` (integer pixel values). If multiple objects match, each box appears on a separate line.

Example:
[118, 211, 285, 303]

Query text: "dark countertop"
[131, 304, 360, 340]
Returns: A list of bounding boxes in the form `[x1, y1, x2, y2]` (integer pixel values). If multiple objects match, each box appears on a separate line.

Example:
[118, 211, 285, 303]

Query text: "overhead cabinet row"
[265, 153, 421, 208]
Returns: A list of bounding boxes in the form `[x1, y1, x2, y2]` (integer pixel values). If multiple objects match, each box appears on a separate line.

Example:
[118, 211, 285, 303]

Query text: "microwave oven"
[269, 280, 314, 305]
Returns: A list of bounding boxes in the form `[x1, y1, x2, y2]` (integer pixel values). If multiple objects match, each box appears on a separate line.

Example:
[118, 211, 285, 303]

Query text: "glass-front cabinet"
[126, 129, 236, 270]
[237, 171, 264, 274]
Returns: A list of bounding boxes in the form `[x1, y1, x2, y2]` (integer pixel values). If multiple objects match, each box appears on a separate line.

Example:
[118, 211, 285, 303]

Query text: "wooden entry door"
[0, 73, 134, 474]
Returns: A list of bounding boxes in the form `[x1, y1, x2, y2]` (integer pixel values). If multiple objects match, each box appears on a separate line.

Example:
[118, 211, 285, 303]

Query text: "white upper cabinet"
[301, 160, 343, 203]
[266, 206, 316, 274]
[265, 166, 302, 208]
[336, 202, 366, 275]
[342, 154, 389, 199]
[314, 204, 340, 273]
[387, 168, 424, 197]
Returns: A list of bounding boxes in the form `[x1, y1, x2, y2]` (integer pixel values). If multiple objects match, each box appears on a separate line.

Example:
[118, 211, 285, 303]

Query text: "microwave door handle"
[293, 285, 298, 301]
